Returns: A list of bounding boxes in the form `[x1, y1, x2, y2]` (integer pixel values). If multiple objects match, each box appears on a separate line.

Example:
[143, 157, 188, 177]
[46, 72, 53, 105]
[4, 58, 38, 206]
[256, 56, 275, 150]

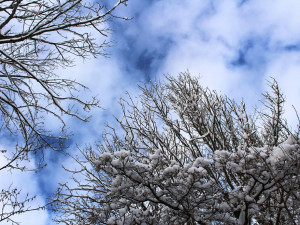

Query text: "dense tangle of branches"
[0, 1, 128, 223]
[54, 72, 299, 225]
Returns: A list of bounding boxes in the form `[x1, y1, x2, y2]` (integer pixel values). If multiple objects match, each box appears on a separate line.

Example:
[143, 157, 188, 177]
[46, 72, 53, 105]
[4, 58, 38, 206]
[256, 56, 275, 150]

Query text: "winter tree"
[0, 0, 128, 223]
[53, 72, 299, 225]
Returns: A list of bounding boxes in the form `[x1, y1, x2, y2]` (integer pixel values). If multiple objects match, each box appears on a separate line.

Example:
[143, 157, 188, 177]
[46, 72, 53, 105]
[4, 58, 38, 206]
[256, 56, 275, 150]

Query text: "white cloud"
[2, 1, 300, 224]
[132, 0, 300, 121]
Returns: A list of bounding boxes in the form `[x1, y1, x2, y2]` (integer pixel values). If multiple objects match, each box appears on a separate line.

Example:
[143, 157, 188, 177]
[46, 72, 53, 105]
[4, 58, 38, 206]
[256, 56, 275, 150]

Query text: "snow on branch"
[53, 72, 300, 225]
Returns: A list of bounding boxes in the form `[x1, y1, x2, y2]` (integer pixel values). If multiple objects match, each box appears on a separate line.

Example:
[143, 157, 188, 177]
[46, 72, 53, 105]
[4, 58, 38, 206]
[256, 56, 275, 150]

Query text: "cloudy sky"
[1, 0, 300, 224]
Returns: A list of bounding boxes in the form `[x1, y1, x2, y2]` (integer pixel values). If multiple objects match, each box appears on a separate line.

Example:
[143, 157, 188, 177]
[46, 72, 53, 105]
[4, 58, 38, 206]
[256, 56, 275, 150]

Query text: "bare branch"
[0, 0, 129, 222]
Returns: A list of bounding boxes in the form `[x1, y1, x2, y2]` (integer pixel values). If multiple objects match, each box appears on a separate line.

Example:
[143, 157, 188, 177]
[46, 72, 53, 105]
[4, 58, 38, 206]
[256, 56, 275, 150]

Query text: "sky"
[1, 0, 300, 224]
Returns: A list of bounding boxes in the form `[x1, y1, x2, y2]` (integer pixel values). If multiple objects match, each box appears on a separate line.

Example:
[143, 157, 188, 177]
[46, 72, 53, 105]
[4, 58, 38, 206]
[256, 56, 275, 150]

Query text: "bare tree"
[0, 0, 129, 223]
[53, 72, 299, 224]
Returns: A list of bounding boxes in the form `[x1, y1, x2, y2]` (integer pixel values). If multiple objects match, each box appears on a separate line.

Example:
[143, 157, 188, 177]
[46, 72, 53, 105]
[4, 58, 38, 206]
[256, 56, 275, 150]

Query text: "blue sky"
[1, 0, 300, 224]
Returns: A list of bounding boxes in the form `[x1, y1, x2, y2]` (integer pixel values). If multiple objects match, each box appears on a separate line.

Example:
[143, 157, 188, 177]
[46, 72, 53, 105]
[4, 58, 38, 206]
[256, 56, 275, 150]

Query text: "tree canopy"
[54, 72, 300, 224]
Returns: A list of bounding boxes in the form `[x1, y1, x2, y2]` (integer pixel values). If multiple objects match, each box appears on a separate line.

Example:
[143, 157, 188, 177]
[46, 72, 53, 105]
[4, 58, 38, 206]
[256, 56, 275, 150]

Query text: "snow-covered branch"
[54, 72, 300, 225]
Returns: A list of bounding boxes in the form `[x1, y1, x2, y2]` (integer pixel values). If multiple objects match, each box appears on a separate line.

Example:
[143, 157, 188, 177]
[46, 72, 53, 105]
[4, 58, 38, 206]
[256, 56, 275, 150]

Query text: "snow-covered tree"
[54, 72, 299, 225]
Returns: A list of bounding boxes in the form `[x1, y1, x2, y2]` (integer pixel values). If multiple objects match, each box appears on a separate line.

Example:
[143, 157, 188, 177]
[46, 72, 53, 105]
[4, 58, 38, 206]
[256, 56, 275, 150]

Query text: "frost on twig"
[54, 72, 299, 225]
